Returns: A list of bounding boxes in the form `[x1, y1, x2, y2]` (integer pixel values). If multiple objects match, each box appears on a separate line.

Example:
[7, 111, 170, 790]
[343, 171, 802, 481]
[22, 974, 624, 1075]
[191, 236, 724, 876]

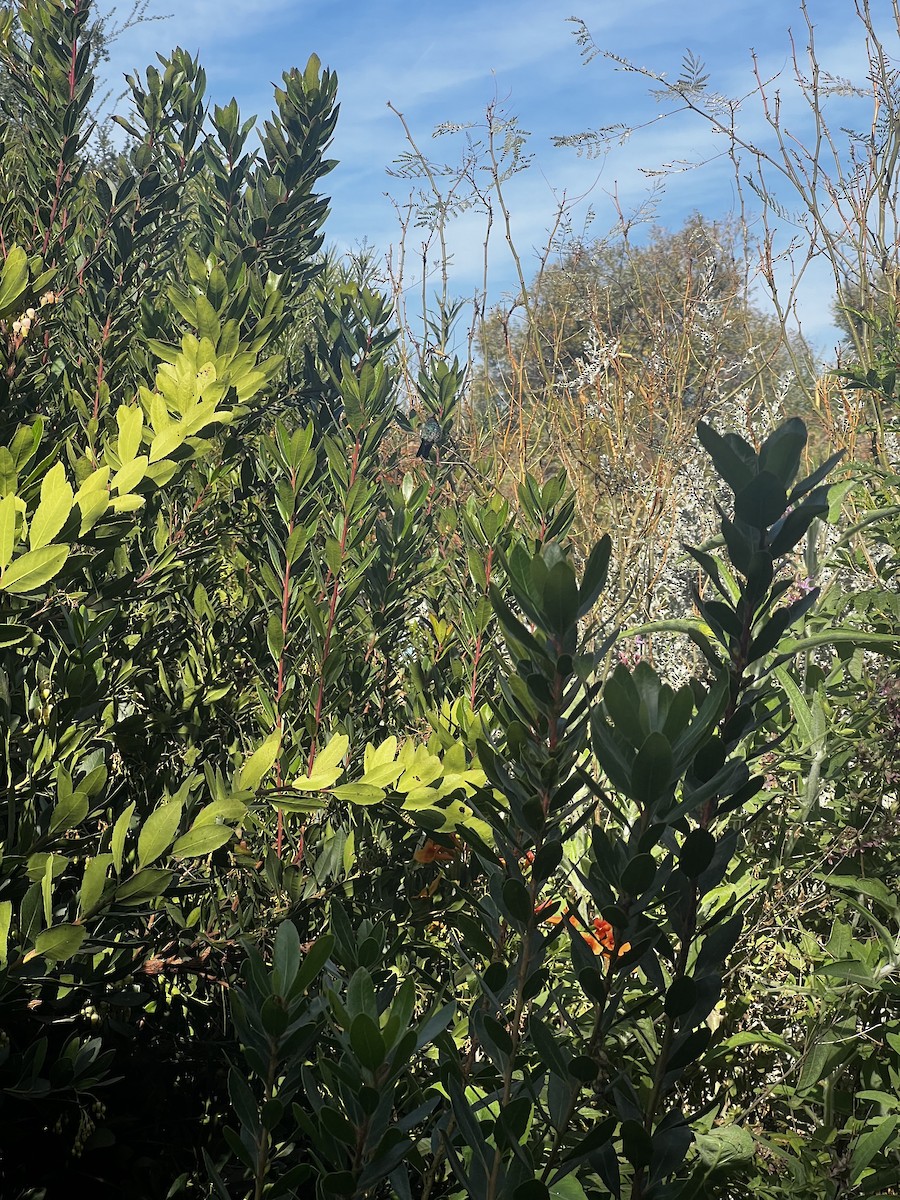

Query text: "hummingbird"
[417, 415, 443, 459]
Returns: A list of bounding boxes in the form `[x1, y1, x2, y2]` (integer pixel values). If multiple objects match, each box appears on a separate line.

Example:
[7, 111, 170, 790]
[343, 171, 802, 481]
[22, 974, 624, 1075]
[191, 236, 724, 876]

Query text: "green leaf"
[533, 841, 563, 884]
[111, 802, 136, 875]
[849, 1117, 898, 1184]
[621, 852, 656, 896]
[41, 855, 54, 926]
[0, 246, 29, 315]
[0, 622, 30, 648]
[578, 534, 612, 617]
[0, 493, 16, 568]
[543, 558, 579, 634]
[814, 960, 875, 986]
[239, 727, 282, 791]
[1, 543, 69, 593]
[694, 1126, 755, 1172]
[137, 800, 183, 868]
[33, 924, 86, 963]
[171, 825, 233, 859]
[29, 462, 74, 550]
[667, 1026, 711, 1072]
[266, 613, 284, 662]
[49, 789, 89, 834]
[513, 1183, 550, 1200]
[788, 448, 845, 506]
[664, 976, 698, 1017]
[621, 1119, 653, 1169]
[273, 919, 301, 991]
[79, 854, 113, 917]
[192, 798, 247, 826]
[769, 491, 828, 557]
[114, 867, 173, 904]
[548, 1179, 589, 1200]
[291, 932, 335, 998]
[347, 967, 378, 1021]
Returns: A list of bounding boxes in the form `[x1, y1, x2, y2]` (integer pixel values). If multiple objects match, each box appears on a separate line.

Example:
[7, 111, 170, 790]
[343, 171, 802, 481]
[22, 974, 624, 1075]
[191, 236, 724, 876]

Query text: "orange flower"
[591, 917, 631, 959]
[413, 836, 461, 865]
[535, 903, 631, 958]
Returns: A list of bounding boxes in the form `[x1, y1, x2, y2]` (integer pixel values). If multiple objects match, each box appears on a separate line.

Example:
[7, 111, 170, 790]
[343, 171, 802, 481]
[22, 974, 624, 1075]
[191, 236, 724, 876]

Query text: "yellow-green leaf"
[29, 462, 73, 550]
[116, 404, 144, 462]
[145, 458, 178, 486]
[332, 783, 385, 806]
[0, 492, 16, 568]
[360, 738, 403, 787]
[364, 737, 398, 771]
[110, 455, 148, 495]
[41, 854, 54, 926]
[78, 490, 109, 534]
[293, 732, 348, 791]
[0, 900, 11, 966]
[238, 728, 282, 792]
[77, 466, 110, 498]
[149, 422, 186, 463]
[109, 494, 145, 514]
[26, 851, 67, 884]
[1, 543, 69, 592]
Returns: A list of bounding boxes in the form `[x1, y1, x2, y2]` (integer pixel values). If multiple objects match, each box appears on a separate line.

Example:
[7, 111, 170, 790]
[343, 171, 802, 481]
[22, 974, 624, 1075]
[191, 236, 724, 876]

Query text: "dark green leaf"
[664, 976, 698, 1017]
[621, 852, 656, 896]
[502, 878, 533, 924]
[632, 732, 673, 807]
[533, 841, 563, 884]
[679, 830, 716, 878]
[666, 1026, 711, 1072]
[758, 418, 806, 487]
[734, 471, 787, 530]
[697, 422, 755, 493]
[350, 1013, 386, 1070]
[578, 534, 611, 617]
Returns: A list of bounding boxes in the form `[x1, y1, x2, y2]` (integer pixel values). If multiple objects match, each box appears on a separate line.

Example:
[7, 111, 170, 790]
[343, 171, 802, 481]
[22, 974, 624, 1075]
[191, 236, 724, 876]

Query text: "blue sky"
[104, 0, 886, 356]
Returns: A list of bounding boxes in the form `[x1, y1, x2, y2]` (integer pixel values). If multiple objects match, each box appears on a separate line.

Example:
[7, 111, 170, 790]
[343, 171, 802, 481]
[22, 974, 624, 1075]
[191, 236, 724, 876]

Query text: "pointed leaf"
[29, 462, 74, 550]
[1, 543, 69, 593]
[239, 728, 282, 791]
[137, 801, 183, 869]
[33, 924, 86, 963]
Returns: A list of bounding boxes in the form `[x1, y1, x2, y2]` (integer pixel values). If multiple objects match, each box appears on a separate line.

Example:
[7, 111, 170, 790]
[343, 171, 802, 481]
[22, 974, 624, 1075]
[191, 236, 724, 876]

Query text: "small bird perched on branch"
[417, 415, 443, 459]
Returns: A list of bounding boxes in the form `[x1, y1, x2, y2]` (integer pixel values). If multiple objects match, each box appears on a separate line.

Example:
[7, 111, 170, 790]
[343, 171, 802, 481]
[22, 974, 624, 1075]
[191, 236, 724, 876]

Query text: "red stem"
[307, 438, 361, 776]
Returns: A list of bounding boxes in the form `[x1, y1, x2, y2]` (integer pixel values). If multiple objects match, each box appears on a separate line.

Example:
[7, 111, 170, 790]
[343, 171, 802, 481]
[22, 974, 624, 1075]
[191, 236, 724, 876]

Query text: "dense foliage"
[0, 3, 898, 1198]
